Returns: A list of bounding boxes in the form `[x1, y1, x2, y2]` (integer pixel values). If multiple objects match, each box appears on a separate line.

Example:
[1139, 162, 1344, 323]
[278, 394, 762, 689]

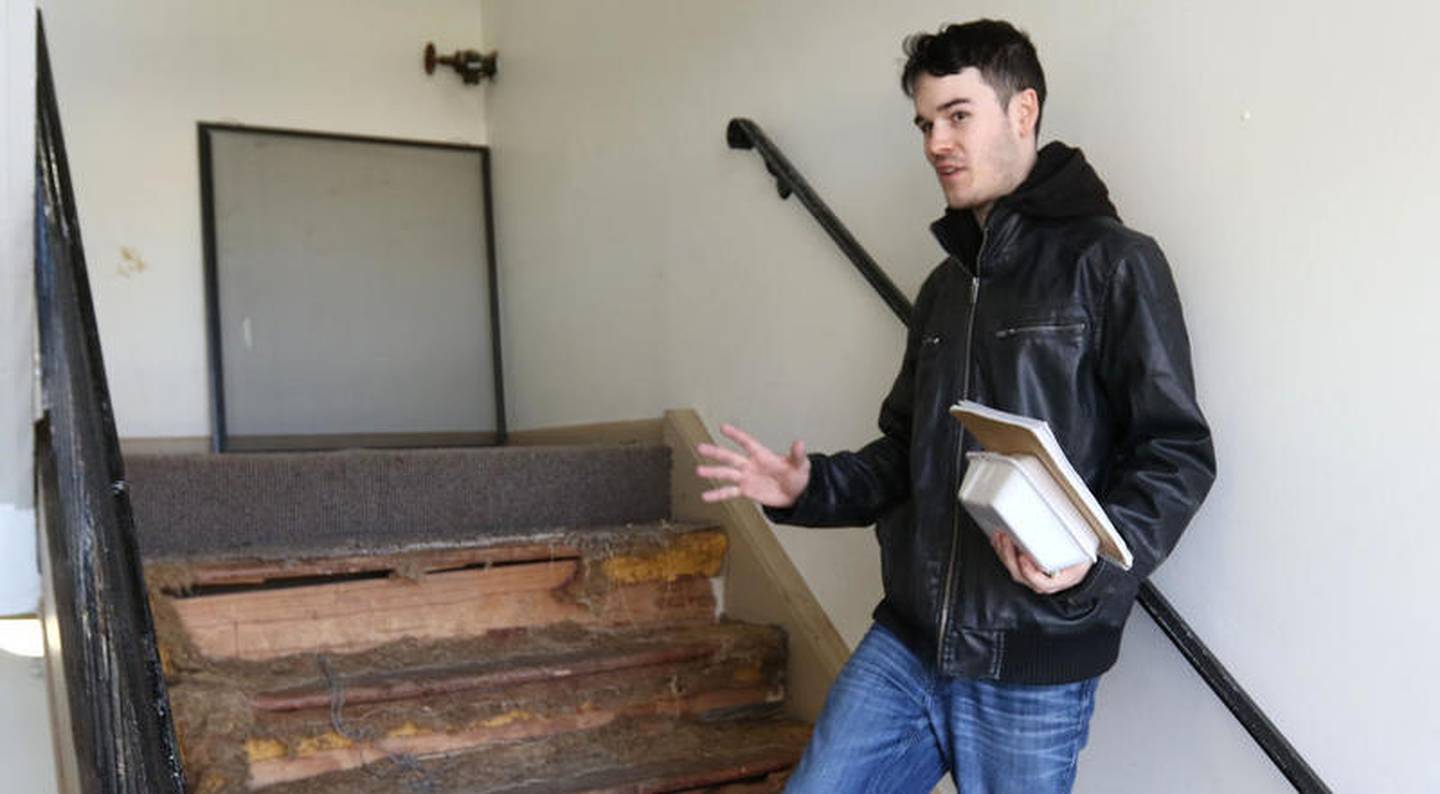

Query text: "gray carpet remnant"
[125, 444, 671, 558]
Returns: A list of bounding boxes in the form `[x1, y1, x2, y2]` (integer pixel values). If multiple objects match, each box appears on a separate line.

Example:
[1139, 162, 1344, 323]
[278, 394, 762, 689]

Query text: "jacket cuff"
[762, 455, 825, 525]
[1053, 557, 1130, 610]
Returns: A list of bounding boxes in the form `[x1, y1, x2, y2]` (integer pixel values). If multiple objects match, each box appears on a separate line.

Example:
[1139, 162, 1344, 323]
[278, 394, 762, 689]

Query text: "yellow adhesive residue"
[602, 532, 727, 584]
[245, 737, 288, 763]
[478, 709, 535, 728]
[387, 721, 431, 739]
[295, 731, 354, 756]
[732, 662, 765, 685]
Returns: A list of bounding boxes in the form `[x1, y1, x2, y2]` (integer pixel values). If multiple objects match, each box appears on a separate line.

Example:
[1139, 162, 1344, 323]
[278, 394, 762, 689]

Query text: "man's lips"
[934, 163, 965, 180]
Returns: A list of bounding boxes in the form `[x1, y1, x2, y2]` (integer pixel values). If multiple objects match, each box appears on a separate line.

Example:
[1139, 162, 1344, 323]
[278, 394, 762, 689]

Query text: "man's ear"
[1009, 88, 1040, 141]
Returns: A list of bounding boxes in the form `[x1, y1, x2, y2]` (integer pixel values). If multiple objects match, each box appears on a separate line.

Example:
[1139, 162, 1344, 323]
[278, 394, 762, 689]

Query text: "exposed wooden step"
[254, 717, 812, 794]
[147, 521, 720, 589]
[169, 622, 791, 792]
[149, 524, 727, 662]
[252, 626, 762, 713]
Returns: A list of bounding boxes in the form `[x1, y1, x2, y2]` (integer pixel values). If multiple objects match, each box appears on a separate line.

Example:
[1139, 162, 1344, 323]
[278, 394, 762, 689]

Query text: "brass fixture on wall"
[424, 42, 497, 85]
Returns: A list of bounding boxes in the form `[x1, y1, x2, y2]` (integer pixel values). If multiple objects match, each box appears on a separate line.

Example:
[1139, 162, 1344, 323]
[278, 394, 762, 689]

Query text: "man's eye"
[950, 112, 968, 123]
[918, 122, 933, 134]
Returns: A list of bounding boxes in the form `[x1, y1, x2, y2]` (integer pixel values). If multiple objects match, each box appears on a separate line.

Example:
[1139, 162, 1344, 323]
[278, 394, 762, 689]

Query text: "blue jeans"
[785, 623, 1098, 794]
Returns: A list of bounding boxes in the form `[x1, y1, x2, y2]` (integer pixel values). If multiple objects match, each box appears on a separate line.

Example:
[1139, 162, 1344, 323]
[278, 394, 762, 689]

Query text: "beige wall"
[39, 0, 489, 439]
[481, 2, 1440, 792]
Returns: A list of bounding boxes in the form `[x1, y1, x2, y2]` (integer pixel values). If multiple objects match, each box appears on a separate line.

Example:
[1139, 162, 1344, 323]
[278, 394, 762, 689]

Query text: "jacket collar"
[929, 141, 1119, 271]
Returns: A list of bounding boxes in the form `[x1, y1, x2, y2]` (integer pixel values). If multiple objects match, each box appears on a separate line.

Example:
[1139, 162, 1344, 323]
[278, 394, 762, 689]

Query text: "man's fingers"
[701, 485, 742, 503]
[788, 440, 807, 466]
[1018, 552, 1090, 594]
[696, 442, 749, 469]
[990, 533, 1024, 583]
[695, 465, 743, 483]
[721, 423, 767, 457]
[1017, 553, 1056, 592]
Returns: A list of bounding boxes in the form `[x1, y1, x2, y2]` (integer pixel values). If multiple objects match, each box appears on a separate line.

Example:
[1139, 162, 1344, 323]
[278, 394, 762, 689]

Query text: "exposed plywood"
[663, 409, 848, 722]
[245, 686, 776, 789]
[152, 527, 726, 593]
[169, 562, 716, 660]
[252, 640, 725, 712]
[157, 542, 584, 588]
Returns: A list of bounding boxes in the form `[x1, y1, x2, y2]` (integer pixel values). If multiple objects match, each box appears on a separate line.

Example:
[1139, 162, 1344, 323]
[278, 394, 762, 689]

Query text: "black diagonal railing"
[34, 14, 186, 793]
[727, 117, 1329, 794]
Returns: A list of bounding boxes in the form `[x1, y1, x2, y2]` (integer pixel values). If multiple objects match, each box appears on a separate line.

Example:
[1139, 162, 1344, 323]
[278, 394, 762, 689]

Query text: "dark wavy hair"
[901, 20, 1047, 133]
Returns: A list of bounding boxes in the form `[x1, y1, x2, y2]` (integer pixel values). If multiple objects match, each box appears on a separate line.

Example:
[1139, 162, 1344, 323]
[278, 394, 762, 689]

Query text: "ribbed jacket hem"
[872, 602, 1124, 685]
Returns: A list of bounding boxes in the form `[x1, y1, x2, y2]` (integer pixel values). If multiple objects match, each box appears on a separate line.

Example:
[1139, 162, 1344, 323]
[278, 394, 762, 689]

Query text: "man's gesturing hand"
[695, 423, 811, 508]
[990, 531, 1092, 595]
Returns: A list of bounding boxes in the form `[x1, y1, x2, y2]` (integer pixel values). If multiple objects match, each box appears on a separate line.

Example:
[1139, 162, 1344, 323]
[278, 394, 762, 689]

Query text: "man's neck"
[972, 148, 1039, 229]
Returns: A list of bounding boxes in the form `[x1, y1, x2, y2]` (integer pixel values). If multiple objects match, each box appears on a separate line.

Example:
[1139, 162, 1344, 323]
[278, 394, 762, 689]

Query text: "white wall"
[39, 0, 489, 439]
[481, 1, 1439, 791]
[2, 7, 57, 793]
[2, 1, 38, 617]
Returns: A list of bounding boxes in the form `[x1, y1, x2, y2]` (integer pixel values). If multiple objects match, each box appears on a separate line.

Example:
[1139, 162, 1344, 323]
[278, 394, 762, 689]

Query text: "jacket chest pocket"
[983, 310, 1094, 399]
[991, 304, 1091, 344]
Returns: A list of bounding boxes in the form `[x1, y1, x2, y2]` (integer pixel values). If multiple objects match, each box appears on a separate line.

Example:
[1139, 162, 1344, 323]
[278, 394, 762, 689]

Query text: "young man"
[696, 19, 1215, 794]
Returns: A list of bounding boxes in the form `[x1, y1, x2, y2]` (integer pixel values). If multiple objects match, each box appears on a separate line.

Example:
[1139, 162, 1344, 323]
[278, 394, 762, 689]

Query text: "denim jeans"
[785, 622, 1098, 794]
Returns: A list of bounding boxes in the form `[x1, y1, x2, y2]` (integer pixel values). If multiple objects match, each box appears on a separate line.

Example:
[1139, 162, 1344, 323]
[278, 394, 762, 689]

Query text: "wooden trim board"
[506, 417, 664, 447]
[662, 409, 848, 721]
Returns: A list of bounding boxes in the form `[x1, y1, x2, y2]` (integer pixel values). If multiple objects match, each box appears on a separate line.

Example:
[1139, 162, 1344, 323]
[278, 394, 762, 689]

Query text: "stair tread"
[146, 519, 722, 584]
[173, 620, 794, 792]
[251, 620, 784, 712]
[259, 716, 811, 794]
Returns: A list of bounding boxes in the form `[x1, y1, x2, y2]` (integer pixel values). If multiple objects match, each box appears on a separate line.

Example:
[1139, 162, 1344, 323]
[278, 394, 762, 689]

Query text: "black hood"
[930, 141, 1119, 266]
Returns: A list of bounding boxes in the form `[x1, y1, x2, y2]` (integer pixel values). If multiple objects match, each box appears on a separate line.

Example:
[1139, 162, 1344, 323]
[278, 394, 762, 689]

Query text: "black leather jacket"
[768, 143, 1216, 684]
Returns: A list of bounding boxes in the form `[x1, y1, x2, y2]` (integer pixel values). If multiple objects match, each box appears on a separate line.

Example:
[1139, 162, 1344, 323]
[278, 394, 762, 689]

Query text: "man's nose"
[926, 129, 954, 160]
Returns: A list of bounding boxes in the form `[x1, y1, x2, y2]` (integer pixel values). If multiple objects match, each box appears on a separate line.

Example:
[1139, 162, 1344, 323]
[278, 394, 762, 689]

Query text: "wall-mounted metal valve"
[424, 42, 497, 85]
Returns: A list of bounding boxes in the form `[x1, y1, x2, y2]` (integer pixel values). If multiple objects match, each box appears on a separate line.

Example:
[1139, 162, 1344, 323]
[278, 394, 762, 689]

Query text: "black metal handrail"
[34, 14, 186, 793]
[727, 116, 1329, 794]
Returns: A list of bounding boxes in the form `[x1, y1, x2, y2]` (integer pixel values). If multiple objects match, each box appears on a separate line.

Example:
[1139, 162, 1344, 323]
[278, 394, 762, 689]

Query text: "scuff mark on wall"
[116, 246, 148, 278]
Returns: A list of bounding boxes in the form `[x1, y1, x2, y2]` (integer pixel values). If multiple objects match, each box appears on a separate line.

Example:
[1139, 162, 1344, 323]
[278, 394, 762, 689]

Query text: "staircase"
[126, 438, 812, 793]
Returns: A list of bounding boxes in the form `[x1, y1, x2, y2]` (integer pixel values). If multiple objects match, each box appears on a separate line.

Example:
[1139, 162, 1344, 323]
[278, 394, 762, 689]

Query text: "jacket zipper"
[994, 322, 1085, 339]
[935, 228, 986, 671]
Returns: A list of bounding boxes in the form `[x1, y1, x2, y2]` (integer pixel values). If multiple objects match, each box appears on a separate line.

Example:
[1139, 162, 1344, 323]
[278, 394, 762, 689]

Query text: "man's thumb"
[788, 440, 806, 466]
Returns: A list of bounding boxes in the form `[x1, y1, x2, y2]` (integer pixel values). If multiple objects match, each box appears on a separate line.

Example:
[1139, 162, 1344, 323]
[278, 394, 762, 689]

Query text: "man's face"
[911, 68, 1035, 215]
